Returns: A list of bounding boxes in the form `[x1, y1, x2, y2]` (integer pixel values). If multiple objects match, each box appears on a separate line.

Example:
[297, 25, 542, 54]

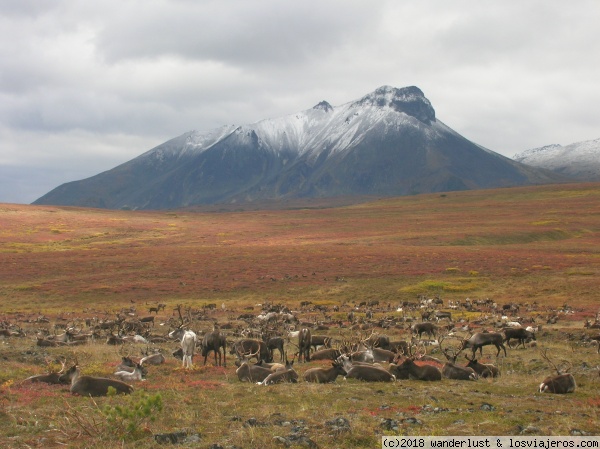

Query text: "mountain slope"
[34, 86, 563, 210]
[513, 138, 600, 181]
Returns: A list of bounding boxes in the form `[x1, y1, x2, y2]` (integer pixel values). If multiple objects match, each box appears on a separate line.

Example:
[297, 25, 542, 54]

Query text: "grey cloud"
[93, 1, 379, 66]
[0, 0, 599, 204]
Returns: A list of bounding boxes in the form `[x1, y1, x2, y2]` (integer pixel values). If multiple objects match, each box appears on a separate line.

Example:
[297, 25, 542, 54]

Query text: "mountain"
[34, 86, 563, 210]
[513, 138, 600, 181]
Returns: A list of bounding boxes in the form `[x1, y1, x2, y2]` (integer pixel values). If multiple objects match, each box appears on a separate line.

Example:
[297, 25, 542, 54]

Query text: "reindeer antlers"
[540, 348, 572, 375]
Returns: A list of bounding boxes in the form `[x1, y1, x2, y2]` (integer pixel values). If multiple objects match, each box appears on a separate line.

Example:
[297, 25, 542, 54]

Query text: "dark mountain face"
[33, 86, 564, 210]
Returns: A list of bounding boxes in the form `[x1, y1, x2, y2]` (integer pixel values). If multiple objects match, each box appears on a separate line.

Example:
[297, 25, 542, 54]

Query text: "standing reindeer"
[297, 328, 311, 362]
[201, 328, 227, 367]
[538, 349, 576, 394]
[180, 330, 197, 369]
[461, 332, 506, 357]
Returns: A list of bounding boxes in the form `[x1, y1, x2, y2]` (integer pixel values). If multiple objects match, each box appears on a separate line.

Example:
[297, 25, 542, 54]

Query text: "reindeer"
[344, 364, 396, 382]
[464, 354, 500, 378]
[259, 359, 298, 385]
[412, 322, 438, 339]
[439, 337, 478, 380]
[201, 329, 227, 367]
[461, 332, 506, 357]
[115, 355, 138, 373]
[297, 328, 311, 362]
[388, 345, 442, 381]
[538, 349, 576, 394]
[388, 340, 410, 355]
[140, 347, 166, 365]
[389, 358, 442, 381]
[236, 361, 274, 383]
[234, 347, 283, 382]
[304, 361, 347, 383]
[363, 333, 391, 350]
[180, 330, 197, 369]
[266, 336, 285, 362]
[310, 335, 332, 351]
[230, 338, 271, 364]
[310, 348, 342, 361]
[589, 335, 600, 354]
[503, 327, 536, 349]
[22, 357, 68, 385]
[59, 364, 134, 396]
[114, 362, 146, 382]
[139, 316, 155, 326]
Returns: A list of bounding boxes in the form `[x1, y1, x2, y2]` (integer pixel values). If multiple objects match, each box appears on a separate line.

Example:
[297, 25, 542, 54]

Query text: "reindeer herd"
[8, 298, 598, 398]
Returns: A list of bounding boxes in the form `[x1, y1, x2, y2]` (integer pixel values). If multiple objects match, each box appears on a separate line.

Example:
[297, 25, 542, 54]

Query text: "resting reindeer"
[344, 364, 396, 382]
[59, 364, 134, 396]
[440, 337, 478, 381]
[303, 360, 347, 383]
[23, 357, 68, 385]
[259, 359, 298, 385]
[140, 349, 166, 366]
[230, 338, 271, 365]
[309, 348, 342, 361]
[464, 354, 500, 378]
[538, 349, 576, 394]
[235, 348, 278, 382]
[114, 362, 146, 382]
[388, 345, 442, 381]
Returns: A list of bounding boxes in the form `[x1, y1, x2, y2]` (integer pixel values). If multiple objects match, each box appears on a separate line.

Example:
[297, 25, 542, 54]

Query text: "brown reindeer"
[461, 332, 506, 357]
[411, 322, 438, 339]
[464, 354, 500, 378]
[59, 365, 134, 396]
[389, 345, 442, 381]
[297, 328, 311, 362]
[201, 328, 227, 367]
[310, 348, 343, 361]
[303, 361, 347, 383]
[538, 349, 576, 394]
[344, 364, 396, 382]
[389, 357, 442, 381]
[230, 338, 271, 364]
[439, 337, 478, 381]
[503, 327, 536, 349]
[22, 357, 68, 385]
[259, 359, 298, 385]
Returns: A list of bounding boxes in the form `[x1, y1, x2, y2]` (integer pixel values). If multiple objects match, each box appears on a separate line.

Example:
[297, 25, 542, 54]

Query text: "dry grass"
[1, 182, 600, 447]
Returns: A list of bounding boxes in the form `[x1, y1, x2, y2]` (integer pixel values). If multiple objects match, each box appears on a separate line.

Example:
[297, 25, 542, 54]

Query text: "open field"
[1, 182, 600, 448]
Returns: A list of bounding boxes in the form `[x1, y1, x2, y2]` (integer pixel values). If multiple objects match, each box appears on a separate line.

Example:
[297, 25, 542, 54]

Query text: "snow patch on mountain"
[165, 85, 441, 161]
[513, 137, 600, 180]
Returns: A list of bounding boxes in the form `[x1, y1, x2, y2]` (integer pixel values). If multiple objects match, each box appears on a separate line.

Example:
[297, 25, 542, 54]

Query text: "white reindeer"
[181, 330, 197, 369]
[114, 363, 145, 382]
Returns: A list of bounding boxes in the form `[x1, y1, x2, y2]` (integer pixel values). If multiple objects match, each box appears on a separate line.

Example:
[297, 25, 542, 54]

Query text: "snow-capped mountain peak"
[34, 85, 564, 210]
[513, 137, 600, 181]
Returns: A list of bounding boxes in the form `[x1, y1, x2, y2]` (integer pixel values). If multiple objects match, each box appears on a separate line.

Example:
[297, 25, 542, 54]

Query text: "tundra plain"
[1, 182, 600, 448]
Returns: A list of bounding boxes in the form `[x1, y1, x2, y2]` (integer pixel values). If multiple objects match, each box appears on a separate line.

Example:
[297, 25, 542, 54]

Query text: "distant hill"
[513, 137, 600, 181]
[34, 86, 563, 210]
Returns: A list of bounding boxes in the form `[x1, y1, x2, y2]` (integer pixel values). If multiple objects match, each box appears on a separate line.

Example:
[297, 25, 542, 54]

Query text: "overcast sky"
[1, 1, 599, 204]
